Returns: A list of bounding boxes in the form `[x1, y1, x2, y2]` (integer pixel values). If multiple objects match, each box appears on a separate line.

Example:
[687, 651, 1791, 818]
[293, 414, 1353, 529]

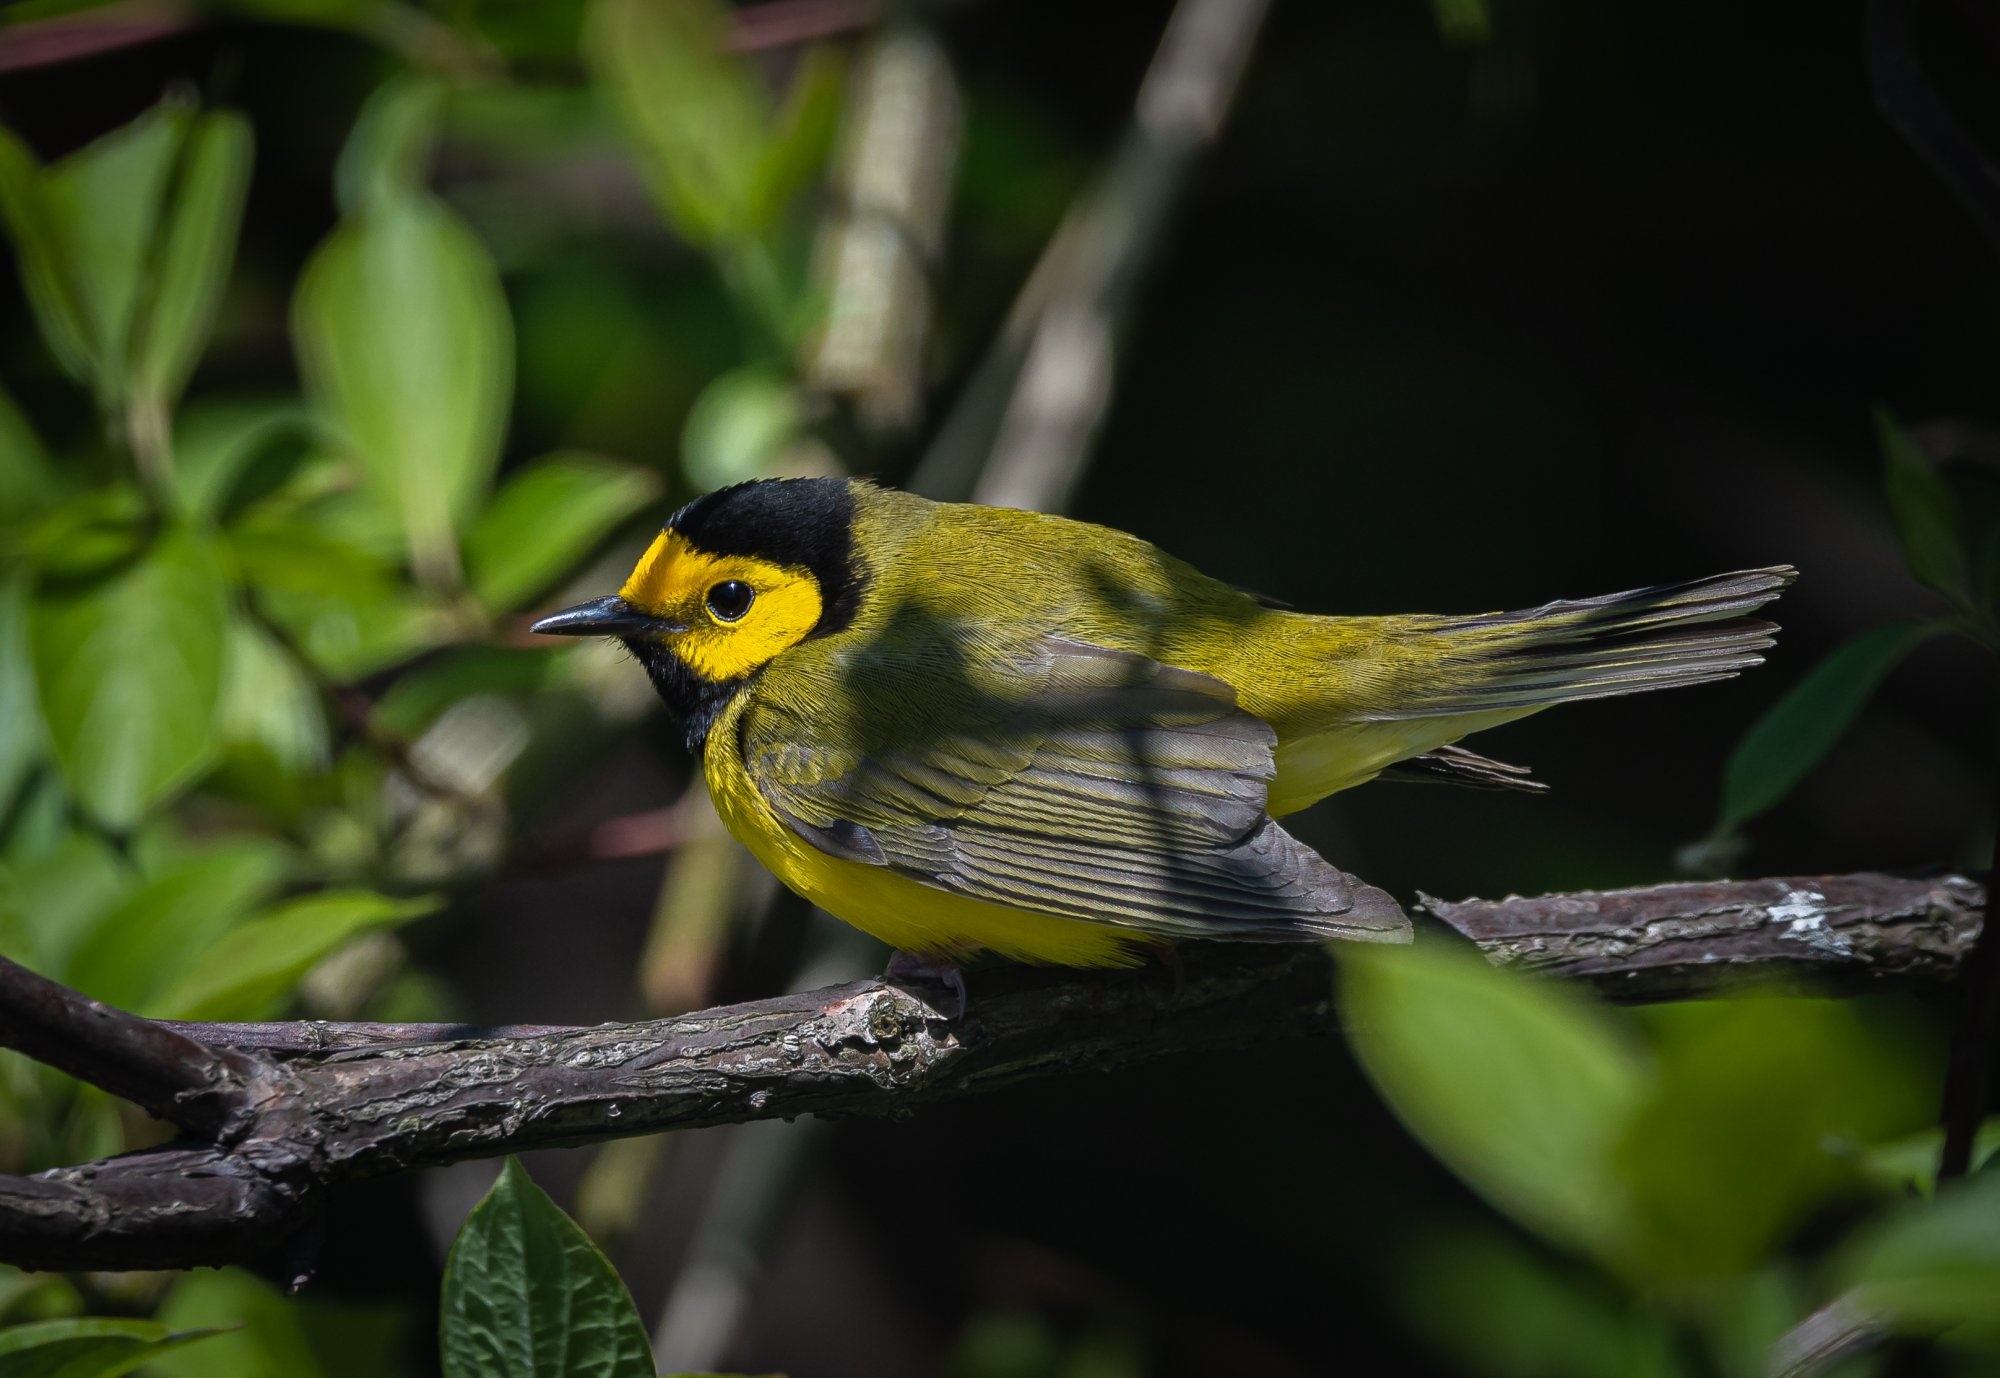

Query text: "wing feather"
[745, 634, 1407, 943]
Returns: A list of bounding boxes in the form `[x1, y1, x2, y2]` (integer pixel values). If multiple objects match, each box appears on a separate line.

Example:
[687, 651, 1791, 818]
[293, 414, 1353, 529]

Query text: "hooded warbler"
[534, 478, 1792, 968]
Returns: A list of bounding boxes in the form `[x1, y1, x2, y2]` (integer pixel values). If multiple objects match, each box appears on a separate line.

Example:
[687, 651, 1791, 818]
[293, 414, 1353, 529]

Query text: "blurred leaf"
[0, 577, 45, 813]
[1876, 409, 1969, 602]
[0, 1317, 222, 1377]
[680, 367, 802, 490]
[294, 194, 513, 584]
[40, 103, 187, 405]
[227, 516, 398, 601]
[1396, 1229, 1685, 1378]
[217, 615, 331, 779]
[1862, 1119, 2000, 1197]
[1341, 942, 1648, 1262]
[1715, 620, 1940, 835]
[154, 888, 437, 1021]
[440, 1158, 655, 1378]
[586, 0, 769, 246]
[0, 124, 96, 384]
[1431, 0, 1493, 43]
[465, 454, 660, 613]
[1614, 998, 1928, 1280]
[0, 829, 131, 977]
[257, 584, 453, 682]
[335, 76, 444, 215]
[374, 648, 567, 739]
[15, 485, 148, 578]
[1838, 1168, 2000, 1345]
[748, 46, 844, 232]
[130, 110, 253, 416]
[171, 399, 314, 524]
[64, 837, 290, 1009]
[151, 1267, 418, 1378]
[28, 529, 232, 829]
[0, 383, 55, 521]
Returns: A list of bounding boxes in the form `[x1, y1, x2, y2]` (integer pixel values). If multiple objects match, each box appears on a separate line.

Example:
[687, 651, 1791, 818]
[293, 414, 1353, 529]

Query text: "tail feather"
[1372, 566, 1796, 721]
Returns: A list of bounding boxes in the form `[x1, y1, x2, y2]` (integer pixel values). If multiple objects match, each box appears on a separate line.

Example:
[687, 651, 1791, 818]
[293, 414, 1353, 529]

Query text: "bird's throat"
[623, 638, 747, 753]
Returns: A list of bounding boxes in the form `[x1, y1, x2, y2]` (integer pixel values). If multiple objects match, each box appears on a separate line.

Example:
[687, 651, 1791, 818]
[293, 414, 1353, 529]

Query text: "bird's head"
[532, 476, 864, 742]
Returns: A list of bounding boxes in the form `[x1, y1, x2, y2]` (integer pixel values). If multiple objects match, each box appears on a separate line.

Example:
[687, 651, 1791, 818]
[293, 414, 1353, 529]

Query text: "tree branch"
[0, 871, 1981, 1274]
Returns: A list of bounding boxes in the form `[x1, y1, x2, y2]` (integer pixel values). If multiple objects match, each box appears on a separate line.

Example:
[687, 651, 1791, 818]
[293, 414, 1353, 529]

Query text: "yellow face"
[620, 530, 826, 683]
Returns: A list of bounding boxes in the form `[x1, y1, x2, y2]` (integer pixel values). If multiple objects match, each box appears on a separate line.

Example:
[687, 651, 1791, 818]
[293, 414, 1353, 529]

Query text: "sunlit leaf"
[1341, 942, 1649, 1262]
[63, 837, 290, 1009]
[680, 367, 801, 490]
[154, 889, 437, 1020]
[465, 453, 660, 613]
[335, 75, 444, 215]
[0, 124, 95, 384]
[130, 110, 253, 416]
[218, 615, 330, 779]
[441, 1159, 656, 1378]
[0, 1316, 223, 1377]
[40, 102, 186, 404]
[28, 529, 232, 829]
[1714, 620, 1940, 834]
[586, 0, 769, 246]
[293, 194, 512, 584]
[1839, 1169, 2000, 1345]
[1876, 408, 1969, 602]
[1614, 998, 1929, 1280]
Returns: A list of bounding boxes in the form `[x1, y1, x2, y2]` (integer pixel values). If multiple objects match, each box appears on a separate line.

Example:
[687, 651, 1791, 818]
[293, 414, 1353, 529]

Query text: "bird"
[533, 477, 1792, 971]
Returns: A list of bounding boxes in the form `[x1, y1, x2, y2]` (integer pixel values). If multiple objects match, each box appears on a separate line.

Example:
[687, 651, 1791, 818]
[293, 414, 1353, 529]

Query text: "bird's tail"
[1368, 565, 1797, 720]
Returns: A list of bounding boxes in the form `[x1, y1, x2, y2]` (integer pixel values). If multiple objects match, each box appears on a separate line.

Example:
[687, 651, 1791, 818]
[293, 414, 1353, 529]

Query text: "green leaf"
[0, 125, 95, 385]
[1877, 408, 1969, 602]
[1341, 942, 1649, 1263]
[373, 647, 567, 739]
[170, 399, 314, 524]
[28, 529, 232, 829]
[149, 1269, 416, 1378]
[334, 76, 444, 215]
[15, 485, 149, 579]
[1862, 1119, 2000, 1196]
[440, 1158, 655, 1378]
[217, 615, 330, 779]
[1715, 620, 1940, 834]
[129, 110, 253, 417]
[0, 1316, 223, 1378]
[62, 837, 290, 1010]
[464, 454, 660, 613]
[1613, 998, 1928, 1280]
[154, 888, 437, 1021]
[0, 829, 131, 978]
[40, 103, 187, 404]
[293, 194, 513, 583]
[680, 367, 801, 491]
[0, 383, 56, 521]
[1838, 1169, 2000, 1344]
[0, 577, 45, 813]
[586, 0, 770, 247]
[227, 516, 398, 601]
[747, 46, 844, 233]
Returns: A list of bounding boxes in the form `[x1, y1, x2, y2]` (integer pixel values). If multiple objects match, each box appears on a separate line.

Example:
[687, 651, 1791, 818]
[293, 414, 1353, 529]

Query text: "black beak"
[530, 595, 685, 638]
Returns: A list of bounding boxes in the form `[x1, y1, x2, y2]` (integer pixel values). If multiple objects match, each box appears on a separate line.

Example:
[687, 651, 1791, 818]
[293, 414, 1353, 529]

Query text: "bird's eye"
[705, 580, 755, 622]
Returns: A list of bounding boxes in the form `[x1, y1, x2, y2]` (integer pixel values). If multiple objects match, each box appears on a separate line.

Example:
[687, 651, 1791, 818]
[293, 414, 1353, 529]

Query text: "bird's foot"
[885, 949, 969, 1020]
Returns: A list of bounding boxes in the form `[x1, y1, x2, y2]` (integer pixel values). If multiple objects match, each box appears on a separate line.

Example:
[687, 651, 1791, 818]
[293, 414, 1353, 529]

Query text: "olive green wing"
[742, 636, 1408, 943]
